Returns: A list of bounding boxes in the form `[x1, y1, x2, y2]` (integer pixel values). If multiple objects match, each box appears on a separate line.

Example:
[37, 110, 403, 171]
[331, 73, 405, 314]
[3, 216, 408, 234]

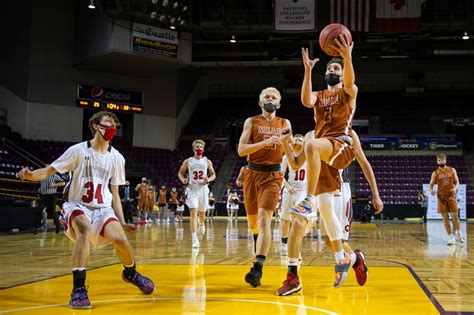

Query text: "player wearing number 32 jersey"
[16, 111, 154, 309]
[178, 139, 216, 248]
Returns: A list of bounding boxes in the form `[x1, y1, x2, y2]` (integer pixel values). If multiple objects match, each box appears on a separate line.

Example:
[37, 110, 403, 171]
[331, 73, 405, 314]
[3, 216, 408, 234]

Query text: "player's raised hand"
[333, 34, 353, 60]
[17, 168, 33, 181]
[301, 47, 319, 70]
[122, 223, 137, 233]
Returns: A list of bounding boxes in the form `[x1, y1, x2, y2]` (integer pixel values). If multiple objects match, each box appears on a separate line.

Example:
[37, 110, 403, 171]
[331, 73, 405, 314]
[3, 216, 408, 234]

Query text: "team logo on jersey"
[91, 86, 105, 99]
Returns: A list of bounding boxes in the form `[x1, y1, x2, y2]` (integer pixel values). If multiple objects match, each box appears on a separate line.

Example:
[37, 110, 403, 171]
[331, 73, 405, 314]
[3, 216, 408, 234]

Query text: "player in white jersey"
[17, 111, 154, 309]
[279, 134, 307, 255]
[276, 128, 383, 295]
[178, 139, 216, 248]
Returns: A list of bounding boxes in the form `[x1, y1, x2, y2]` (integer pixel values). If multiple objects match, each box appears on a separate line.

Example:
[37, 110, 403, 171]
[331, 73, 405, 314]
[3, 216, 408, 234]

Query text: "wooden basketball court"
[0, 220, 471, 314]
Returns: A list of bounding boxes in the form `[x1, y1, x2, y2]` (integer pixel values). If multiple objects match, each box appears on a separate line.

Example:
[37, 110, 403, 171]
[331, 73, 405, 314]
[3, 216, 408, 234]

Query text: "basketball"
[319, 23, 352, 57]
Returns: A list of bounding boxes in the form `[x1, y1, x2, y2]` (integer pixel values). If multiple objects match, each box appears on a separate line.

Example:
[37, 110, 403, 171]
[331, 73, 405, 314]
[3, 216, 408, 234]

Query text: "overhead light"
[178, 18, 185, 26]
[162, 0, 169, 6]
[158, 14, 166, 22]
[462, 32, 469, 40]
[170, 25, 176, 30]
[150, 11, 157, 19]
[151, 0, 158, 3]
[229, 35, 236, 43]
[88, 0, 95, 9]
[181, 5, 188, 12]
[172, 2, 179, 9]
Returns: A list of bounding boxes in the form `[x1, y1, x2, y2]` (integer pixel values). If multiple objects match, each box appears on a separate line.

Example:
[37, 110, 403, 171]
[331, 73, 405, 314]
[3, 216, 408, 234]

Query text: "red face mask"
[195, 148, 204, 156]
[98, 124, 117, 142]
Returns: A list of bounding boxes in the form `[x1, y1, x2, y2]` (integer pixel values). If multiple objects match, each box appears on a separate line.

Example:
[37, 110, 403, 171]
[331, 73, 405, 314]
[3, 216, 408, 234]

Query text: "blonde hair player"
[178, 139, 216, 248]
[238, 87, 291, 287]
[429, 153, 465, 245]
[17, 111, 154, 308]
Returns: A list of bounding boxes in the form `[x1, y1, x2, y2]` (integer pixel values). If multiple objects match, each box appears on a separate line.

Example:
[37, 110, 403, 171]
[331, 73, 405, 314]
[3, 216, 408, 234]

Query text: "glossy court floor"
[0, 219, 472, 314]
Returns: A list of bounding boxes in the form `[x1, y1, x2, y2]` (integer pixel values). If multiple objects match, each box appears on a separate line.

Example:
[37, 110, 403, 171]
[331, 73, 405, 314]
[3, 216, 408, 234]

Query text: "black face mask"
[263, 102, 277, 113]
[438, 163, 446, 168]
[324, 73, 341, 86]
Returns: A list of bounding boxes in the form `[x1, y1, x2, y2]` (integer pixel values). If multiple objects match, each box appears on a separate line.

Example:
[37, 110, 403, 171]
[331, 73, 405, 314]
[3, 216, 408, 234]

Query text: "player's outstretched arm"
[17, 165, 57, 182]
[333, 34, 358, 99]
[352, 131, 383, 213]
[301, 47, 318, 108]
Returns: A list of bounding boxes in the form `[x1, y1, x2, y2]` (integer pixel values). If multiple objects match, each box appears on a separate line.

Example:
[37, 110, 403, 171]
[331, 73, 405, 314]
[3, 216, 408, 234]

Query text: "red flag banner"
[376, 0, 426, 33]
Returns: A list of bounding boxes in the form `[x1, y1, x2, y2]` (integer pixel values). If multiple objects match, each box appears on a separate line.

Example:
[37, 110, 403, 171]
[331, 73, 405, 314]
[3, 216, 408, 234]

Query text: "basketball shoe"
[353, 249, 368, 286]
[69, 286, 91, 309]
[290, 198, 316, 218]
[334, 253, 351, 288]
[122, 271, 155, 294]
[245, 266, 262, 287]
[276, 272, 302, 296]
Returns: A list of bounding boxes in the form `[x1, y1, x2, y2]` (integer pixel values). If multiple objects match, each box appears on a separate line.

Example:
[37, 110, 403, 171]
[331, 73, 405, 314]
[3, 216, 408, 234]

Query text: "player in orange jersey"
[429, 153, 465, 245]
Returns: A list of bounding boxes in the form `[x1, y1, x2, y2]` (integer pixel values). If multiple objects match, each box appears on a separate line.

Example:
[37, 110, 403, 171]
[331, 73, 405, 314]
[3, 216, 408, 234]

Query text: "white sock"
[72, 267, 86, 271]
[192, 232, 197, 239]
[306, 194, 316, 204]
[349, 252, 357, 267]
[288, 258, 299, 266]
[449, 234, 455, 240]
[335, 250, 345, 263]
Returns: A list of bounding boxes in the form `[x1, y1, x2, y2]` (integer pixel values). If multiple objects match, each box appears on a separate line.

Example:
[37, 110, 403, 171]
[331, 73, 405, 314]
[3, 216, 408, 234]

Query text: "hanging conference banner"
[273, 0, 316, 32]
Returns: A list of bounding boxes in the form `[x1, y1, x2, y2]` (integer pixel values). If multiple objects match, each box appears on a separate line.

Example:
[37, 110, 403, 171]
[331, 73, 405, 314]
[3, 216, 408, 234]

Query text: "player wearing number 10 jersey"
[17, 111, 154, 309]
[178, 139, 216, 248]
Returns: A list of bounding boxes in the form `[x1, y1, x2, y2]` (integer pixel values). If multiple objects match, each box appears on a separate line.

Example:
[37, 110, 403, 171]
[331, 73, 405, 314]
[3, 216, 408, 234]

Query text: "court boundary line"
[372, 258, 474, 315]
[0, 297, 337, 314]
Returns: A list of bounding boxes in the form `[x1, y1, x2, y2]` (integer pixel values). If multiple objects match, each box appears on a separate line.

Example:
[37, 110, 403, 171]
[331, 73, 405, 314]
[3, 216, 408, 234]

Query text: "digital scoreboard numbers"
[76, 85, 143, 114]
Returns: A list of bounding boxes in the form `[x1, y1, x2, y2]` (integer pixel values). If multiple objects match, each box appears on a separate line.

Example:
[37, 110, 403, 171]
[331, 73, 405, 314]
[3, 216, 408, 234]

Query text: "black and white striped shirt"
[40, 174, 65, 195]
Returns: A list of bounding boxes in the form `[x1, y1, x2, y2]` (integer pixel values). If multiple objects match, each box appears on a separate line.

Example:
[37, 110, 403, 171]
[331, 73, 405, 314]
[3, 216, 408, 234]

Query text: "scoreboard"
[76, 100, 143, 113]
[76, 84, 143, 114]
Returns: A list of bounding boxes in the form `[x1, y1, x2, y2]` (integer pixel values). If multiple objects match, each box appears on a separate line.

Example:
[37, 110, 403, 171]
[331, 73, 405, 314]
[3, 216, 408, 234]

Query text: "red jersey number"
[82, 182, 104, 204]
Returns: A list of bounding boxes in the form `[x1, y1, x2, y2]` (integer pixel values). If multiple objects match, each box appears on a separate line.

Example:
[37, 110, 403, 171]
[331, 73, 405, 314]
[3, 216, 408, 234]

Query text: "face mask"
[98, 124, 117, 141]
[438, 163, 446, 168]
[263, 102, 277, 113]
[324, 73, 341, 86]
[172, 188, 176, 192]
[195, 148, 204, 156]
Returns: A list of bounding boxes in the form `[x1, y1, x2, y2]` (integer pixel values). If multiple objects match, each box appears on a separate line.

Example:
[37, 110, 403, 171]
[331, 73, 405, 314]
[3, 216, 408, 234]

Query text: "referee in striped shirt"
[36, 173, 66, 233]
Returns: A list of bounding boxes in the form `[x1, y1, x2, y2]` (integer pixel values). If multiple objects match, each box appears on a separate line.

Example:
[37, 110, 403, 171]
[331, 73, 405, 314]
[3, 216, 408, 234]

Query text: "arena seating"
[355, 155, 474, 205]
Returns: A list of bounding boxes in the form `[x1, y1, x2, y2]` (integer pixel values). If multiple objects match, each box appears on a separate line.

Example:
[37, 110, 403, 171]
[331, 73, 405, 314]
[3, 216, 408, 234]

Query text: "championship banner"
[131, 22, 178, 57]
[423, 184, 466, 220]
[273, 0, 316, 32]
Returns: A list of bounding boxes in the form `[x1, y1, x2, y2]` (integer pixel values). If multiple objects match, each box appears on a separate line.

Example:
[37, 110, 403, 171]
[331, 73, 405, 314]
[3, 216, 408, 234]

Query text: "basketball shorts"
[327, 137, 355, 170]
[60, 202, 119, 248]
[437, 194, 458, 213]
[185, 185, 209, 212]
[243, 168, 283, 215]
[137, 198, 147, 210]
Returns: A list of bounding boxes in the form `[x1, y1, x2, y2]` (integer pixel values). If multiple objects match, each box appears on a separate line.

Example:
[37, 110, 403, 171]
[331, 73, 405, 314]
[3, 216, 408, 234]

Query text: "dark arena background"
[0, 0, 473, 314]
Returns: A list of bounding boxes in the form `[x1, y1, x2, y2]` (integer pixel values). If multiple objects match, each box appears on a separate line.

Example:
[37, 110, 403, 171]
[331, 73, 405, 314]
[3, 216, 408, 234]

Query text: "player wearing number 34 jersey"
[16, 111, 154, 309]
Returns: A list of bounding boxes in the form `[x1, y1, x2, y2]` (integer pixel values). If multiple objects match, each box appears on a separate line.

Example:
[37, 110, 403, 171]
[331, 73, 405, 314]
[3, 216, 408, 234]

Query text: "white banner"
[423, 184, 466, 220]
[131, 22, 178, 57]
[274, 0, 316, 32]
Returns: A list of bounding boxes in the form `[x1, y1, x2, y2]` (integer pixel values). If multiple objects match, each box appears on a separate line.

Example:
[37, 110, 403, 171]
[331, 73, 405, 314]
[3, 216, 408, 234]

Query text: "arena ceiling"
[95, 0, 474, 61]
